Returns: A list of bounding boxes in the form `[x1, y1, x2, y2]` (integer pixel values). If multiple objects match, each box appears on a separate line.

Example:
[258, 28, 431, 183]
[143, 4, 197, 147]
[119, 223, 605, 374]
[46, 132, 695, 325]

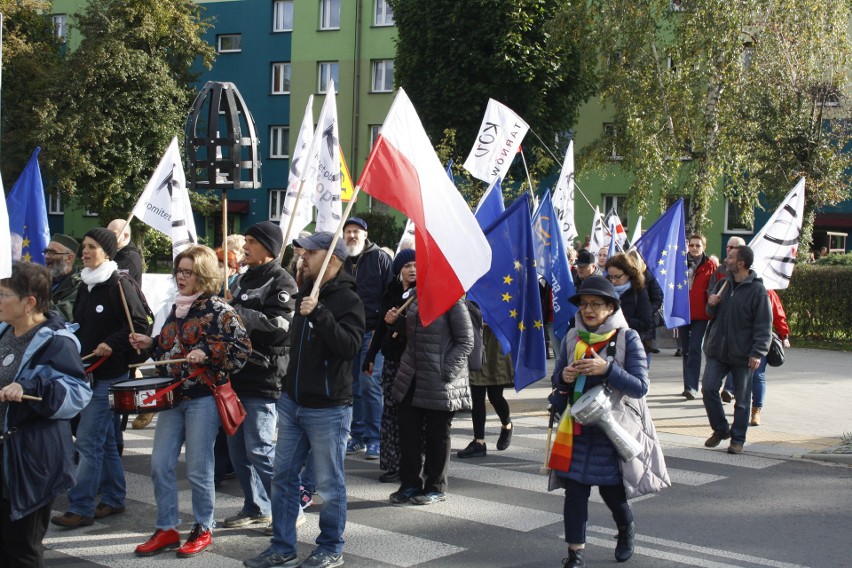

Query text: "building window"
[374, 0, 395, 26]
[52, 14, 67, 42]
[602, 123, 622, 160]
[320, 0, 341, 30]
[272, 62, 291, 94]
[371, 60, 394, 92]
[48, 192, 64, 215]
[725, 199, 753, 233]
[269, 190, 285, 221]
[270, 126, 289, 159]
[217, 34, 242, 53]
[273, 0, 294, 32]
[369, 125, 382, 149]
[318, 62, 339, 93]
[85, 209, 99, 217]
[603, 195, 629, 235]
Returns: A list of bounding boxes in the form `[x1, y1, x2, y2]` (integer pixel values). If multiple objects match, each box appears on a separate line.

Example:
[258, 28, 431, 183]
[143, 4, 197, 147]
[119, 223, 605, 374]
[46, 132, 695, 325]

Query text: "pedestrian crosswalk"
[43, 412, 791, 567]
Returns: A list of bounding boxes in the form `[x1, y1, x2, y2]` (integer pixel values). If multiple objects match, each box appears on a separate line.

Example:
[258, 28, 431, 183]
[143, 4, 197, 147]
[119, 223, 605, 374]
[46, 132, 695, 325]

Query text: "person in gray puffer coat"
[389, 298, 473, 506]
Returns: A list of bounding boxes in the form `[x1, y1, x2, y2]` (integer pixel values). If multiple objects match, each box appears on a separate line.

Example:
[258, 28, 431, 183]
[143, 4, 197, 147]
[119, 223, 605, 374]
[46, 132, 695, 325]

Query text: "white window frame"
[320, 0, 341, 30]
[272, 62, 292, 94]
[52, 14, 67, 42]
[270, 126, 289, 159]
[318, 62, 339, 93]
[603, 195, 629, 235]
[217, 34, 242, 53]
[273, 0, 294, 32]
[724, 199, 754, 234]
[371, 60, 394, 92]
[269, 189, 286, 221]
[48, 192, 64, 215]
[374, 0, 395, 26]
[369, 124, 382, 149]
[602, 123, 622, 160]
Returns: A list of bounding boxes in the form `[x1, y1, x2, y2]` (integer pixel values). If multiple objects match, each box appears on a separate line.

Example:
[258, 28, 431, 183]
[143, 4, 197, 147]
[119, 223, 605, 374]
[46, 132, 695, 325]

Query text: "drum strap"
[140, 367, 206, 405]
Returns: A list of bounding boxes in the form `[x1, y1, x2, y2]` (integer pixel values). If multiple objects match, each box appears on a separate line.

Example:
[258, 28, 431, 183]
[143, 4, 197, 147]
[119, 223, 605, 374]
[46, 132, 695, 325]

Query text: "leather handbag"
[767, 331, 785, 367]
[205, 374, 246, 436]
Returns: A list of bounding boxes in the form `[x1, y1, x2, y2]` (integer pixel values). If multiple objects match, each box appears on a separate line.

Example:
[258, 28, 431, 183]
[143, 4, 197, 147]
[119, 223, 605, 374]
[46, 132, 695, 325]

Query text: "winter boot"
[562, 548, 585, 567]
[615, 522, 635, 562]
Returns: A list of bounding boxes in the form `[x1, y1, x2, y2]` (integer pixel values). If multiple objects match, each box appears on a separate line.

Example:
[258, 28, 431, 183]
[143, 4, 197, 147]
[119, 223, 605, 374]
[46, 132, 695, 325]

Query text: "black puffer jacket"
[229, 261, 297, 399]
[284, 272, 365, 408]
[392, 298, 474, 412]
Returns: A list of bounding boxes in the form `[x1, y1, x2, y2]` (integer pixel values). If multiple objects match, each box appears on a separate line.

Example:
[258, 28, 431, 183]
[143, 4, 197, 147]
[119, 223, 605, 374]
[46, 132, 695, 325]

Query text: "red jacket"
[768, 289, 790, 339]
[689, 255, 718, 321]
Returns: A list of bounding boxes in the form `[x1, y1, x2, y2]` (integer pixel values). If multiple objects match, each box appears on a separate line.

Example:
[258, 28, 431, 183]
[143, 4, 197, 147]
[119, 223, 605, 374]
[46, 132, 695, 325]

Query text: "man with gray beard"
[45, 234, 82, 322]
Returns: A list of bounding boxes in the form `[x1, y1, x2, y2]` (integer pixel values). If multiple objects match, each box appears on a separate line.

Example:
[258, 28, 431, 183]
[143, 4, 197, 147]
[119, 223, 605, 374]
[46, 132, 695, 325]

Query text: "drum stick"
[81, 352, 98, 361]
[390, 295, 417, 339]
[540, 406, 556, 475]
[117, 281, 141, 355]
[21, 394, 43, 402]
[128, 358, 188, 368]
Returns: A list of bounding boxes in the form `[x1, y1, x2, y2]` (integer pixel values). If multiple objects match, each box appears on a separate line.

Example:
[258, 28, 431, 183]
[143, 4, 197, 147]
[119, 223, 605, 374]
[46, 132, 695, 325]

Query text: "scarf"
[175, 292, 203, 319]
[80, 261, 118, 291]
[612, 281, 632, 298]
[548, 327, 619, 472]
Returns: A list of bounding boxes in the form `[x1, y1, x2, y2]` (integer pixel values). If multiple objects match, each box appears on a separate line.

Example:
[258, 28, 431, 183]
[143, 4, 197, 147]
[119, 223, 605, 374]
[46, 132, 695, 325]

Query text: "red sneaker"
[135, 528, 180, 556]
[176, 524, 212, 557]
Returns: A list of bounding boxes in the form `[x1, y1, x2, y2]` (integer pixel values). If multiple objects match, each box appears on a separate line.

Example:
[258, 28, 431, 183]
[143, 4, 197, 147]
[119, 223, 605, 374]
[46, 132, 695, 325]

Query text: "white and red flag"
[358, 89, 491, 325]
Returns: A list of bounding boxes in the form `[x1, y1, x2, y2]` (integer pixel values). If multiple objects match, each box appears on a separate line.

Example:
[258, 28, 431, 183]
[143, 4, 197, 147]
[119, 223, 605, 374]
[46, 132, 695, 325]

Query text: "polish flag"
[357, 89, 491, 325]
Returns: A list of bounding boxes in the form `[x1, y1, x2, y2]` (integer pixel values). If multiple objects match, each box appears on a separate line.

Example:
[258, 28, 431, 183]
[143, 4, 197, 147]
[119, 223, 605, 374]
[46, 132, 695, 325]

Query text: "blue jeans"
[270, 394, 350, 556]
[227, 396, 277, 517]
[68, 375, 127, 516]
[679, 320, 708, 394]
[350, 331, 383, 445]
[723, 357, 768, 408]
[701, 357, 753, 444]
[151, 396, 220, 530]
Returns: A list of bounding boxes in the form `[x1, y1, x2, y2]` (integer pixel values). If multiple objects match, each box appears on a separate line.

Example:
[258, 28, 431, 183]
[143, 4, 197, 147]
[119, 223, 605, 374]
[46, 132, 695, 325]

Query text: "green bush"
[815, 252, 852, 266]
[778, 265, 852, 340]
[358, 211, 402, 251]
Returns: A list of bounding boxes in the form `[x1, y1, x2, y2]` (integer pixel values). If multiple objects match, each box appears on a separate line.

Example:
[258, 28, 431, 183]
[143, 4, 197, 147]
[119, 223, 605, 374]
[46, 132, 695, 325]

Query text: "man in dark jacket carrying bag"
[244, 232, 364, 568]
[225, 221, 297, 530]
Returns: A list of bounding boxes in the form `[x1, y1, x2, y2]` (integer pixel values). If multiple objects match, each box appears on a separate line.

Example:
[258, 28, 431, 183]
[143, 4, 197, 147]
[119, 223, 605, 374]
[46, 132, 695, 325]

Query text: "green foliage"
[814, 251, 852, 266]
[35, 0, 215, 223]
[553, 0, 852, 244]
[390, 0, 597, 195]
[0, 1, 63, 180]
[778, 265, 852, 340]
[359, 211, 402, 250]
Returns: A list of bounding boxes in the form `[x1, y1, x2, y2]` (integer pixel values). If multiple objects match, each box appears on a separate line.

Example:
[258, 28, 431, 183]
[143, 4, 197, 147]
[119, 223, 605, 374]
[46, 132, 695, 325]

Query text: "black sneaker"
[496, 424, 513, 451]
[389, 486, 421, 504]
[378, 470, 400, 483]
[457, 440, 486, 458]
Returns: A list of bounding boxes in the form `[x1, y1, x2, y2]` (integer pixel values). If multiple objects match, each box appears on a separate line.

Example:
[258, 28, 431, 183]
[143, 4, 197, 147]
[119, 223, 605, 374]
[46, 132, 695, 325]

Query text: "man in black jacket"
[225, 221, 297, 530]
[108, 219, 144, 284]
[245, 231, 364, 568]
[45, 234, 81, 322]
[341, 217, 392, 460]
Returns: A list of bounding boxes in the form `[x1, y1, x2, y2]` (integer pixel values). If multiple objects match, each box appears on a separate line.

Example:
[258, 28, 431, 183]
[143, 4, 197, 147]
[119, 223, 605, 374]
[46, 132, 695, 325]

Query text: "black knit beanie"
[245, 221, 283, 259]
[83, 228, 118, 260]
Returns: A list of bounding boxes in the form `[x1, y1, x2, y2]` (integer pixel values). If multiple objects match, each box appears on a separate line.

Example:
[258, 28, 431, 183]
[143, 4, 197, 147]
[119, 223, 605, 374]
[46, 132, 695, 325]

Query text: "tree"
[0, 1, 63, 181]
[390, 0, 597, 200]
[36, 0, 215, 223]
[550, 0, 852, 241]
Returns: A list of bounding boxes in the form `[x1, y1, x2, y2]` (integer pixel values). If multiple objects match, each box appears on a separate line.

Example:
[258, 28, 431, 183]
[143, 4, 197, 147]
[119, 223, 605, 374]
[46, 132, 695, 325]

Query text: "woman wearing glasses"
[549, 276, 651, 568]
[129, 245, 250, 558]
[604, 254, 653, 356]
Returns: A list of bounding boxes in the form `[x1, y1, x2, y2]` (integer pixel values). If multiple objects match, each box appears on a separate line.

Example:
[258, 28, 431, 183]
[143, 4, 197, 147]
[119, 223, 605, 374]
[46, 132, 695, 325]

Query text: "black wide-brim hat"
[568, 275, 621, 309]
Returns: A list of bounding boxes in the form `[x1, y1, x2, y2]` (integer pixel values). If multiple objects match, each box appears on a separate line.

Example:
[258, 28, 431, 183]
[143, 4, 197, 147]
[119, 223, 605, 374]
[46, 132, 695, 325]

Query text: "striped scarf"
[548, 329, 617, 472]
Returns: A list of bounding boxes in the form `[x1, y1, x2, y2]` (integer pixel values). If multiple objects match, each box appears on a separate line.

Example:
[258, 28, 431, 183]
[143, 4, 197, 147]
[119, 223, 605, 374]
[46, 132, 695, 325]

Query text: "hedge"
[777, 265, 852, 340]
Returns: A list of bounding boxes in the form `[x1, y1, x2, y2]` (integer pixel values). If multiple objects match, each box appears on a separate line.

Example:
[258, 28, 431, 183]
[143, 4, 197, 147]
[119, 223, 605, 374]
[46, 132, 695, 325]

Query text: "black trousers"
[0, 493, 52, 568]
[562, 477, 633, 544]
[397, 386, 454, 494]
[470, 385, 511, 440]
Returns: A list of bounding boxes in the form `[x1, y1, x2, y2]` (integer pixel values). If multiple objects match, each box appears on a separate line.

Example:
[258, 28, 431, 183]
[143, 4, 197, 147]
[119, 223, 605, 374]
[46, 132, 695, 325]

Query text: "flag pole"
[309, 186, 361, 300]
[280, 179, 307, 261]
[222, 189, 232, 300]
[527, 127, 597, 213]
[519, 149, 536, 209]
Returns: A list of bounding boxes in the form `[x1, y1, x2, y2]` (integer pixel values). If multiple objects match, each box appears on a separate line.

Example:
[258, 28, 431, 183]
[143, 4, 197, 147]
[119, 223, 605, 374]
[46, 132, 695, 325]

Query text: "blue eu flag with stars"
[6, 148, 50, 266]
[633, 198, 690, 328]
[469, 194, 547, 391]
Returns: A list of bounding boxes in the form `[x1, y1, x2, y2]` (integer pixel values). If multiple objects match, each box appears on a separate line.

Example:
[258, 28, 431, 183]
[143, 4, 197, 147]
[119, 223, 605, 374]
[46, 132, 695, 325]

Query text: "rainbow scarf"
[548, 329, 617, 472]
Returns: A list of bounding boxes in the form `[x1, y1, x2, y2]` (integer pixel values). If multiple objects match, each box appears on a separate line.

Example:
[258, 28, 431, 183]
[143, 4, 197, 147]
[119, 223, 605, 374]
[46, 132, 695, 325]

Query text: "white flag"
[749, 177, 805, 290]
[0, 175, 11, 279]
[588, 207, 608, 254]
[131, 137, 197, 258]
[397, 218, 416, 253]
[309, 81, 342, 232]
[628, 215, 643, 248]
[552, 140, 578, 248]
[279, 96, 316, 241]
[463, 99, 529, 184]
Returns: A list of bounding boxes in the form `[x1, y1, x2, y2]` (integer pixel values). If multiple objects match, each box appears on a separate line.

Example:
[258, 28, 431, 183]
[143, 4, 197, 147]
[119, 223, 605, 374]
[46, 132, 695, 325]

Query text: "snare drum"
[109, 377, 180, 413]
[569, 384, 612, 425]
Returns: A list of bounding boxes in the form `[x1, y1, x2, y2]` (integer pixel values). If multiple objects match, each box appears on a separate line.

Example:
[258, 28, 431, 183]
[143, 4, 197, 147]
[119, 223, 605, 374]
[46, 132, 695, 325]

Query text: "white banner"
[588, 207, 608, 254]
[552, 140, 578, 249]
[0, 176, 11, 279]
[462, 99, 529, 184]
[279, 96, 316, 242]
[131, 137, 197, 258]
[310, 81, 342, 232]
[749, 177, 805, 290]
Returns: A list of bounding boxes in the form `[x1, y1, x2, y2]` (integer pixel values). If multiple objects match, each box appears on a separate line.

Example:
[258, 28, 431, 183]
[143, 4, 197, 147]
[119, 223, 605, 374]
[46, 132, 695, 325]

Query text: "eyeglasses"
[43, 249, 73, 257]
[607, 272, 627, 282]
[174, 268, 195, 278]
[578, 301, 608, 310]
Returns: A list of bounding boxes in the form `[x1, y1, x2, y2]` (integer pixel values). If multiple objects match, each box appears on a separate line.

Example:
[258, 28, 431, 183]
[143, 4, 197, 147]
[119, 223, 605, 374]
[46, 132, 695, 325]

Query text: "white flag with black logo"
[309, 82, 342, 232]
[588, 206, 608, 254]
[749, 177, 805, 290]
[462, 99, 529, 185]
[552, 140, 578, 248]
[279, 96, 316, 240]
[131, 137, 197, 257]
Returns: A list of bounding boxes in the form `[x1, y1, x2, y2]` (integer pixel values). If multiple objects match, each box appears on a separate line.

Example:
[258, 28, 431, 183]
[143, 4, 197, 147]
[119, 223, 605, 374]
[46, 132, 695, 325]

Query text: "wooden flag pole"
[390, 293, 417, 339]
[222, 190, 232, 300]
[309, 186, 361, 300]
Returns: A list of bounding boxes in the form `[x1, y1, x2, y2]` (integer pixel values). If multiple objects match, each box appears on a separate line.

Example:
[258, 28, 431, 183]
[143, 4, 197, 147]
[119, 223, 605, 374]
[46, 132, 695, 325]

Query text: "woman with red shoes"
[129, 246, 250, 558]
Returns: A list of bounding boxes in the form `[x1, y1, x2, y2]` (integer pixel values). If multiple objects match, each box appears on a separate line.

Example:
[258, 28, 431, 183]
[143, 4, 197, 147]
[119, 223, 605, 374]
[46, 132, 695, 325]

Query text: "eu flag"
[532, 190, 577, 340]
[6, 148, 50, 266]
[469, 194, 547, 391]
[474, 177, 505, 229]
[633, 198, 690, 328]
